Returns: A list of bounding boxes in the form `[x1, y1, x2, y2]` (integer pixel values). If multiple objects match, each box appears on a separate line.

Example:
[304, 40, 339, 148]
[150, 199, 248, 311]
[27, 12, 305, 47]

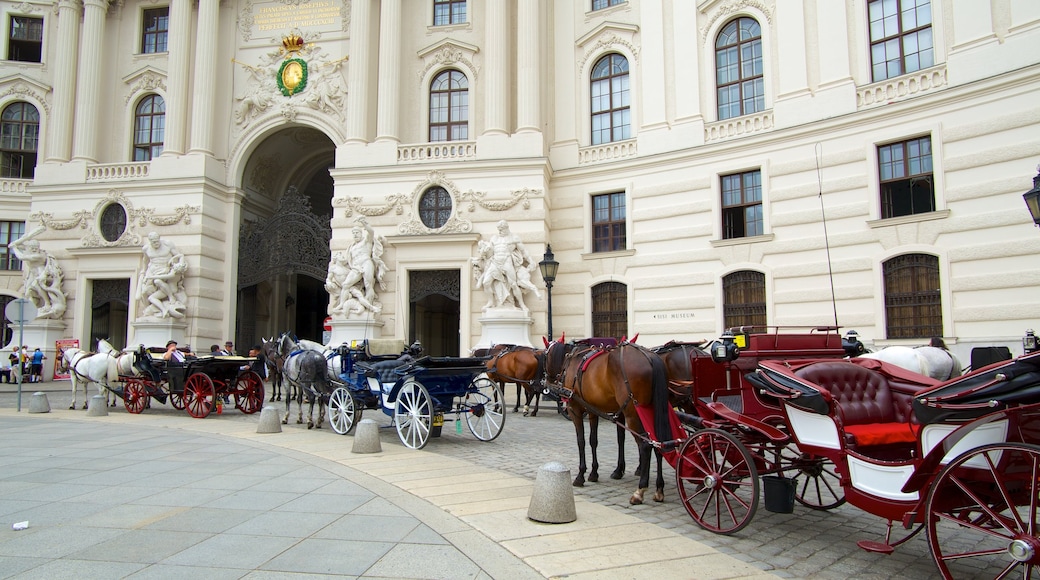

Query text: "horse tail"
[649, 352, 671, 449]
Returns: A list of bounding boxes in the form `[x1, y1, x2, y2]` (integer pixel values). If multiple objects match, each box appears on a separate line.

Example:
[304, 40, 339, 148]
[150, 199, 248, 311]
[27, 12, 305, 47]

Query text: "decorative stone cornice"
[699, 0, 774, 43]
[29, 190, 199, 247]
[416, 40, 480, 83]
[0, 75, 51, 114]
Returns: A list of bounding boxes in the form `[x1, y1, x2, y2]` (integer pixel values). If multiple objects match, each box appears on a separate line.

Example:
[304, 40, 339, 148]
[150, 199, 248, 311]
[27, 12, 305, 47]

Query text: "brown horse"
[484, 344, 547, 416]
[547, 339, 673, 505]
[651, 340, 713, 414]
[261, 336, 286, 402]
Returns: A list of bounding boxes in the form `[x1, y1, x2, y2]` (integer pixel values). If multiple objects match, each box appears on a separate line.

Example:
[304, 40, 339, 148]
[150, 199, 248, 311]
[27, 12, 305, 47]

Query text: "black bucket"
[762, 475, 796, 513]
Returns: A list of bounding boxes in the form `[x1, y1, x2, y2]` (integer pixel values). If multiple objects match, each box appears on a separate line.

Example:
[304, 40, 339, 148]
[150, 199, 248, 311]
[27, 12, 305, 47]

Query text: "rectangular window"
[141, 8, 169, 54]
[0, 221, 25, 270]
[592, 0, 625, 10]
[721, 170, 763, 239]
[878, 136, 934, 219]
[592, 192, 626, 253]
[8, 16, 43, 63]
[869, 0, 933, 82]
[433, 0, 466, 26]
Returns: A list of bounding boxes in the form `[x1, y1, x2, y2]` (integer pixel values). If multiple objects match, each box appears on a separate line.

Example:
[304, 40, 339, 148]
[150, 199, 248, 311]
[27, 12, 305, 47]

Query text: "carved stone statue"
[325, 219, 387, 316]
[7, 226, 66, 319]
[136, 232, 188, 319]
[472, 220, 541, 312]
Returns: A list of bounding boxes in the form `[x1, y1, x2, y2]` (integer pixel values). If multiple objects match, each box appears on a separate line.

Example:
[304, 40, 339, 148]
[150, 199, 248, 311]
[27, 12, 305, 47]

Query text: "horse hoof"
[610, 470, 624, 480]
[588, 473, 599, 483]
[82, 404, 88, 410]
[307, 423, 314, 430]
[522, 411, 529, 417]
[530, 411, 538, 417]
[69, 404, 75, 410]
[653, 491, 664, 503]
[572, 478, 585, 487]
[629, 496, 644, 505]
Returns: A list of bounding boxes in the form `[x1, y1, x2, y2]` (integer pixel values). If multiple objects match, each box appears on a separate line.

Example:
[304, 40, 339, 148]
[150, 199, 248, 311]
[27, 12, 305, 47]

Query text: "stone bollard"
[351, 419, 382, 454]
[527, 461, 577, 524]
[256, 406, 282, 434]
[86, 394, 108, 417]
[28, 392, 50, 414]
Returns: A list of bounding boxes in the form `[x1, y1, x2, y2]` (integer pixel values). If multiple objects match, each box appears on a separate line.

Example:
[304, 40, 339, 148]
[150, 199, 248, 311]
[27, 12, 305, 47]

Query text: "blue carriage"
[327, 340, 505, 449]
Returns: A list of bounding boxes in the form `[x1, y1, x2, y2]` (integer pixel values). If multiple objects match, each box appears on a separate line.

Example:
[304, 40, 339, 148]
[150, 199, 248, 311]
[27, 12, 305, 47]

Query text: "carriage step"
[857, 540, 896, 554]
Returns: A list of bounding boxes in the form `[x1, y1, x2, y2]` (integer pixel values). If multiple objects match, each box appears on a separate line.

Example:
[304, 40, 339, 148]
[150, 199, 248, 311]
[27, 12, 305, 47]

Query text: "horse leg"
[588, 414, 600, 483]
[282, 384, 291, 424]
[653, 448, 665, 502]
[571, 408, 588, 487]
[629, 436, 653, 505]
[610, 423, 626, 480]
[513, 381, 520, 413]
[69, 377, 77, 410]
[307, 391, 316, 429]
[529, 383, 540, 418]
[296, 386, 305, 424]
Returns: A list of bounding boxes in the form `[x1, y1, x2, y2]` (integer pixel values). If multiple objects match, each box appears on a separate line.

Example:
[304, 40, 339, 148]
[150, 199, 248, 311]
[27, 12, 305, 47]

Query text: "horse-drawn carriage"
[326, 339, 505, 449]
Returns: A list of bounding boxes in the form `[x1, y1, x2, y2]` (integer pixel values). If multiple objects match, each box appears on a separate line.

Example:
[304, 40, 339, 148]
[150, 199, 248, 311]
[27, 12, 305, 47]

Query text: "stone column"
[375, 0, 401, 142]
[483, 0, 508, 135]
[189, 0, 219, 154]
[345, 0, 372, 143]
[516, 0, 540, 133]
[162, 0, 192, 156]
[639, 0, 666, 128]
[71, 0, 108, 162]
[46, 0, 81, 163]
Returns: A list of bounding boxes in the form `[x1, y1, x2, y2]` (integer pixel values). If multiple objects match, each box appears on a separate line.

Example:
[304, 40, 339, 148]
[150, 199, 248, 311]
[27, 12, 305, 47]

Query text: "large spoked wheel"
[780, 447, 846, 510]
[328, 387, 359, 435]
[675, 428, 760, 534]
[464, 377, 505, 442]
[168, 386, 185, 410]
[183, 373, 215, 418]
[123, 381, 147, 414]
[394, 380, 433, 449]
[926, 443, 1040, 579]
[234, 371, 264, 414]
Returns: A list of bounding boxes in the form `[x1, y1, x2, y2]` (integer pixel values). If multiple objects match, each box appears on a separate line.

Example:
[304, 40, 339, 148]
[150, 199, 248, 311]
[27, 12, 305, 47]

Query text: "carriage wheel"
[926, 443, 1040, 579]
[183, 373, 215, 418]
[234, 371, 264, 414]
[674, 428, 760, 534]
[464, 377, 505, 442]
[123, 381, 147, 414]
[779, 447, 846, 510]
[394, 380, 432, 449]
[328, 386, 359, 435]
[168, 383, 185, 410]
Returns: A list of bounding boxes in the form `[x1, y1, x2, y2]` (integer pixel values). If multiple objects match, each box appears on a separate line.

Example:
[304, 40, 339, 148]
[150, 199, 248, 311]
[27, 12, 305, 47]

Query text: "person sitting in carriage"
[162, 340, 193, 364]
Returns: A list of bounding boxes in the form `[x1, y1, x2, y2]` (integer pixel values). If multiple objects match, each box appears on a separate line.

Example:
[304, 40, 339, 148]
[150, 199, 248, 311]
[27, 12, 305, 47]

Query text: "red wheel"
[926, 443, 1040, 579]
[123, 381, 147, 414]
[675, 428, 760, 534]
[779, 447, 846, 510]
[234, 371, 264, 414]
[183, 373, 215, 418]
[169, 390, 185, 410]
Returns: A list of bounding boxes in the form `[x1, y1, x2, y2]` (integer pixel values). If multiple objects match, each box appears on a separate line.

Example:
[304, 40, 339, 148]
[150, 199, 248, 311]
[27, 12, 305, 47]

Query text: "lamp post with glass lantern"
[538, 245, 559, 341]
[1024, 168, 1040, 227]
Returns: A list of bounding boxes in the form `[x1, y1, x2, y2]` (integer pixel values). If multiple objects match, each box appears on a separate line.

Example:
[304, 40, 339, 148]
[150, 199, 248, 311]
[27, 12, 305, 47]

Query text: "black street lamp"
[1024, 168, 1040, 227]
[538, 245, 559, 340]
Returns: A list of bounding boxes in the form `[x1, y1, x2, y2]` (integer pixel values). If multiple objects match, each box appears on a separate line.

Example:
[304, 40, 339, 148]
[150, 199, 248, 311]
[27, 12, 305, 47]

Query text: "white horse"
[277, 333, 333, 428]
[859, 345, 964, 381]
[60, 344, 120, 410]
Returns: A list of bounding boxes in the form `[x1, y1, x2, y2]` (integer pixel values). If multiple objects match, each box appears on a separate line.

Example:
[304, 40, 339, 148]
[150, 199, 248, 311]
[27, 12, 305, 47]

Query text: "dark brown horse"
[547, 339, 673, 505]
[484, 344, 546, 416]
[261, 336, 286, 402]
[651, 340, 713, 414]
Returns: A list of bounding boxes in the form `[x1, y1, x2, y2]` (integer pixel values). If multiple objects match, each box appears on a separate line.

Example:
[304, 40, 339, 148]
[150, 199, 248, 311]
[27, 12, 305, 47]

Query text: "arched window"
[715, 17, 764, 120]
[883, 253, 941, 339]
[592, 281, 627, 339]
[0, 102, 39, 179]
[590, 53, 630, 145]
[429, 70, 468, 142]
[723, 270, 766, 329]
[133, 95, 165, 161]
[418, 186, 452, 229]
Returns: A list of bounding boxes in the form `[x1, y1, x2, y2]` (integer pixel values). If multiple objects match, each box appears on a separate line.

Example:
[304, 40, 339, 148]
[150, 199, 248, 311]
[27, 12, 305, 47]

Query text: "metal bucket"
[762, 475, 796, 513]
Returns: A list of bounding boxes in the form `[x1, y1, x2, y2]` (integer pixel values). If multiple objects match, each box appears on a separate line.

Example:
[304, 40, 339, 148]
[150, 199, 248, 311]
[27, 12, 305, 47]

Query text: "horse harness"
[488, 345, 545, 387]
[564, 343, 655, 428]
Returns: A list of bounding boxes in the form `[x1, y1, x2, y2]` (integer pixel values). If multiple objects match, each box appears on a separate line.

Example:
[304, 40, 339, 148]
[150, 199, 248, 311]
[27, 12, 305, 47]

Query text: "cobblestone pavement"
[3, 382, 1017, 579]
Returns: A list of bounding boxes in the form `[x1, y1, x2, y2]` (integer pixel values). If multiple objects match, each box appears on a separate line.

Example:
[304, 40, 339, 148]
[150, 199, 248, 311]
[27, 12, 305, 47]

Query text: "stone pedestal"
[328, 316, 385, 347]
[3, 319, 65, 353]
[28, 392, 50, 413]
[527, 461, 577, 523]
[87, 394, 108, 416]
[473, 308, 533, 352]
[131, 319, 188, 350]
[351, 418, 382, 453]
[256, 405, 282, 433]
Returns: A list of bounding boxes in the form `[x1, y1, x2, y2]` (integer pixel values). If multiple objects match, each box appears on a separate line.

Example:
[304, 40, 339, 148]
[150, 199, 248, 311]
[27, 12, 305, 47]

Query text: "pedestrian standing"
[30, 347, 45, 383]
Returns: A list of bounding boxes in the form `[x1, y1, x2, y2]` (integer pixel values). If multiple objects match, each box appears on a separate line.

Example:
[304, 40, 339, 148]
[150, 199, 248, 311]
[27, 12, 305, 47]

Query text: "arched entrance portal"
[236, 127, 335, 347]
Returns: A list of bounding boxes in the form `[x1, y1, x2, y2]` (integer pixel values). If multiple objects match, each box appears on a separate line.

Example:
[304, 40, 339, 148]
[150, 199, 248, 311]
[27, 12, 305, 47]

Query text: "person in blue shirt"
[30, 347, 45, 383]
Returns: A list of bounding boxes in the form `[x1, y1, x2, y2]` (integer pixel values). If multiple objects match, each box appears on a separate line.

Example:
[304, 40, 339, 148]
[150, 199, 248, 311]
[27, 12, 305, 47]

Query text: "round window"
[99, 203, 127, 242]
[418, 186, 452, 230]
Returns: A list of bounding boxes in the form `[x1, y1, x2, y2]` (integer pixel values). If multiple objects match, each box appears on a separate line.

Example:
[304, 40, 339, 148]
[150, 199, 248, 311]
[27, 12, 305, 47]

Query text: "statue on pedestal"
[472, 220, 541, 312]
[7, 227, 66, 319]
[326, 219, 387, 316]
[136, 232, 188, 319]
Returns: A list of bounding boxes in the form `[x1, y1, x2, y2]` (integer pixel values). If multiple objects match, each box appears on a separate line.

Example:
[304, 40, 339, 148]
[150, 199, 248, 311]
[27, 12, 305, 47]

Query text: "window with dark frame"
[8, 15, 43, 63]
[418, 186, 452, 230]
[591, 53, 630, 145]
[869, 0, 933, 82]
[592, 0, 625, 11]
[0, 294, 12, 347]
[715, 17, 763, 121]
[0, 220, 25, 270]
[721, 170, 763, 239]
[133, 95, 165, 161]
[141, 7, 169, 54]
[592, 192, 625, 253]
[433, 0, 466, 26]
[429, 70, 468, 142]
[878, 135, 934, 219]
[100, 204, 128, 243]
[723, 270, 766, 329]
[592, 281, 627, 340]
[0, 102, 39, 179]
[883, 253, 942, 339]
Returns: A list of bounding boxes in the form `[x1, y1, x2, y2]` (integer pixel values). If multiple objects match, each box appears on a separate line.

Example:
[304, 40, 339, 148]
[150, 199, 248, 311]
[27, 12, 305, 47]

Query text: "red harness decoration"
[634, 404, 686, 464]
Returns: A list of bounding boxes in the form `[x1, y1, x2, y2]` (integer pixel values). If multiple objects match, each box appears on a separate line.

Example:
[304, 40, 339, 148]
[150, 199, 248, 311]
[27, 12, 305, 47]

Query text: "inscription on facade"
[252, 1, 342, 35]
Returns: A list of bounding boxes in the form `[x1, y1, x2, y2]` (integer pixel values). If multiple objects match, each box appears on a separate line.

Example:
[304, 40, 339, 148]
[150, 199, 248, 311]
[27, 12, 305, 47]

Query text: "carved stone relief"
[29, 190, 199, 247]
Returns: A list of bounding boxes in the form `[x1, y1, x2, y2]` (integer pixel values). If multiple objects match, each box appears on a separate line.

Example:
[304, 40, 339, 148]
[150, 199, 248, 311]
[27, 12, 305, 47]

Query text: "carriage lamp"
[1024, 168, 1040, 227]
[538, 245, 559, 340]
[1024, 329, 1038, 353]
[711, 330, 740, 363]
